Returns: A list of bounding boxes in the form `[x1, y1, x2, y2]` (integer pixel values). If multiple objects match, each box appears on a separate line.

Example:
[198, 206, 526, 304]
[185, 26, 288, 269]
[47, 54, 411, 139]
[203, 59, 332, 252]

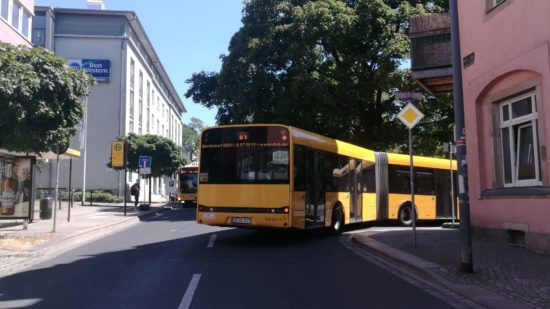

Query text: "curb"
[350, 235, 526, 309]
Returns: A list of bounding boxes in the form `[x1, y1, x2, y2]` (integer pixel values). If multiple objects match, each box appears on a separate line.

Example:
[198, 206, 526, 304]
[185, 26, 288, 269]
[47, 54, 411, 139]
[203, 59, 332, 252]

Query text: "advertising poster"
[0, 157, 33, 220]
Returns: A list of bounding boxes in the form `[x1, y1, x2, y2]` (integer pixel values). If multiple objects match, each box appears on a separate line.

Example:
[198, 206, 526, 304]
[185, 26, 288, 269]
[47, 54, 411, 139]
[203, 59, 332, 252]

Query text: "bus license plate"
[231, 217, 251, 224]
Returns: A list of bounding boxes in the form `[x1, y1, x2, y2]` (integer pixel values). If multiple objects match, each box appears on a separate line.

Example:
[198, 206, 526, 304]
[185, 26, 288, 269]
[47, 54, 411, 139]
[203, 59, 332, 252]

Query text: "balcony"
[410, 13, 453, 94]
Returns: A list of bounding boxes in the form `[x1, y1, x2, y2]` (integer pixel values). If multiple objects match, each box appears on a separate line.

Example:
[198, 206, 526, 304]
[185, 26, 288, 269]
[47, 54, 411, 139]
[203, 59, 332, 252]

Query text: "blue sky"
[34, 0, 245, 127]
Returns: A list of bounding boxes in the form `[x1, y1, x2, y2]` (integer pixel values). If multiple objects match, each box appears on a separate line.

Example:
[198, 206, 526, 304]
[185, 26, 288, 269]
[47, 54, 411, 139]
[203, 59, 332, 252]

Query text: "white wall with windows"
[31, 8, 185, 203]
[125, 41, 184, 200]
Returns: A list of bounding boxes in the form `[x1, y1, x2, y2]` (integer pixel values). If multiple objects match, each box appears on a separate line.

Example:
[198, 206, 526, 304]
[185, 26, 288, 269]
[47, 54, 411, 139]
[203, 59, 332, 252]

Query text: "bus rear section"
[197, 125, 291, 228]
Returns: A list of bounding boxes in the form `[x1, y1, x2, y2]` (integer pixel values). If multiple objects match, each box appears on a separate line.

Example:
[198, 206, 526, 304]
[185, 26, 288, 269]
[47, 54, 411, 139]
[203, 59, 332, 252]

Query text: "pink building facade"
[0, 0, 33, 47]
[459, 0, 550, 254]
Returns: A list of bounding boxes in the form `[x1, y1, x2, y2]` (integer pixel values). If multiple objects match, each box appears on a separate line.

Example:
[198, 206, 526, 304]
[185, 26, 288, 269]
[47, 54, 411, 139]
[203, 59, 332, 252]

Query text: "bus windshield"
[200, 126, 290, 184]
[179, 173, 197, 193]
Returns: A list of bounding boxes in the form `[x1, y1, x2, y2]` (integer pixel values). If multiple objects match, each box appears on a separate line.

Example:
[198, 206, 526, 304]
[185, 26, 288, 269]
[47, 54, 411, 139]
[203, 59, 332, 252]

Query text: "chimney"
[87, 0, 105, 10]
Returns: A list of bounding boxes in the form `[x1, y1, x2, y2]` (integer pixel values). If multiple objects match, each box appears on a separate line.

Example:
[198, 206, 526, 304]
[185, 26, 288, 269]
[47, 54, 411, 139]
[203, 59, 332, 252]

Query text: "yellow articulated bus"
[197, 124, 457, 232]
[178, 162, 199, 206]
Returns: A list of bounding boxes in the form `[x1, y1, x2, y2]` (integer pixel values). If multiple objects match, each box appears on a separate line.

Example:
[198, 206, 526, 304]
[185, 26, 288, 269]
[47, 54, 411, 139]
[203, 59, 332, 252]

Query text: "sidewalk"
[0, 200, 173, 277]
[351, 226, 550, 309]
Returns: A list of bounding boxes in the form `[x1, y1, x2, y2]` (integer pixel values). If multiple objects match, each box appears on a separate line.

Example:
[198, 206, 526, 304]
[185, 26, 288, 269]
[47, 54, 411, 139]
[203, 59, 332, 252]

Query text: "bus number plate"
[231, 217, 251, 224]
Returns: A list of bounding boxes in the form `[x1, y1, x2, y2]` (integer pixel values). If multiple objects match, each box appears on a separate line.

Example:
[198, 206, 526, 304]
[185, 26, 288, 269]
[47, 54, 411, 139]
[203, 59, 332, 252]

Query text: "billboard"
[68, 59, 111, 82]
[0, 157, 33, 220]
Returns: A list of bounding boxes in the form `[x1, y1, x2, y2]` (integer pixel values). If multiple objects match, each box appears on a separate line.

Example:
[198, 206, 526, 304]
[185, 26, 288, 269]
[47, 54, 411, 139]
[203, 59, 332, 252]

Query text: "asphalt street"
[0, 208, 457, 309]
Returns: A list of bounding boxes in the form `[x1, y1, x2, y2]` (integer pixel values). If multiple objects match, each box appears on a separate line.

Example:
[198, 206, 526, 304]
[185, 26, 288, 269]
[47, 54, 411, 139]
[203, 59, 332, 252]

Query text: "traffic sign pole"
[396, 93, 424, 249]
[123, 143, 127, 216]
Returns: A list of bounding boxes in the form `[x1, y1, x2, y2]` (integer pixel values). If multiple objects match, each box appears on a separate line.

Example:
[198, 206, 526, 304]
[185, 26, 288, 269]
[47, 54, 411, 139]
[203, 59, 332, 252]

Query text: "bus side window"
[335, 155, 350, 191]
[294, 145, 306, 191]
[363, 166, 375, 193]
[415, 168, 435, 195]
[389, 165, 410, 194]
[325, 152, 338, 192]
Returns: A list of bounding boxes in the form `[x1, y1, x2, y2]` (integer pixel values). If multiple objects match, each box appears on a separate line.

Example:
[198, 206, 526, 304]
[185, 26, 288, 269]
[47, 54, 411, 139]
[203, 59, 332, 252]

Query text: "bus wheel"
[398, 205, 415, 227]
[331, 205, 344, 234]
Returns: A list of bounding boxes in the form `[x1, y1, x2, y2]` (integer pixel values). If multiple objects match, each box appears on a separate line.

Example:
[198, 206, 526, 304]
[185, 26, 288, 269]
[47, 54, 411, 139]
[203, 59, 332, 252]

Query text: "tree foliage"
[0, 42, 95, 153]
[108, 134, 185, 178]
[181, 117, 204, 162]
[186, 0, 451, 155]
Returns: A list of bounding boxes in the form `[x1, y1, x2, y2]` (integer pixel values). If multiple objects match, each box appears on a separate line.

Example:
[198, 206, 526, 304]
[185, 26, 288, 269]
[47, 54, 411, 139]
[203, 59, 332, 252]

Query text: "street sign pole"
[396, 92, 424, 249]
[123, 143, 127, 216]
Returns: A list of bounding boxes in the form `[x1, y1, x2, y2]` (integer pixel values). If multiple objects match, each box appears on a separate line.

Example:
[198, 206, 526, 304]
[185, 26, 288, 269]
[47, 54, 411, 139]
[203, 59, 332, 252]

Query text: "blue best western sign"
[68, 59, 111, 82]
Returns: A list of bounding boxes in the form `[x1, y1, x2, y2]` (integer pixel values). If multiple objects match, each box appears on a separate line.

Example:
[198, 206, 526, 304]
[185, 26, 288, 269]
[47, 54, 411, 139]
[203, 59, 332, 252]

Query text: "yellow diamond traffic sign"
[397, 103, 424, 129]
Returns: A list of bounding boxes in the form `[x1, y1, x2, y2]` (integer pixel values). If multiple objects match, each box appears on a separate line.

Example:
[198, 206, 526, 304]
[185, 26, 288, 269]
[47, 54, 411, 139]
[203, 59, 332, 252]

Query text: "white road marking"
[178, 273, 201, 309]
[207, 234, 217, 248]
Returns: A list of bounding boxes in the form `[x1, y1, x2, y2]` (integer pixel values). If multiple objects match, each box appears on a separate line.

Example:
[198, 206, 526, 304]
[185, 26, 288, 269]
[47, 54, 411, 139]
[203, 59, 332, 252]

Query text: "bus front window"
[200, 126, 290, 184]
[180, 174, 197, 193]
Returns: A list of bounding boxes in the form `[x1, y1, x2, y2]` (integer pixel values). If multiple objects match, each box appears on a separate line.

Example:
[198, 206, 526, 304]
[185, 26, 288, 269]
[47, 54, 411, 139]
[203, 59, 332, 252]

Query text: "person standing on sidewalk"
[130, 182, 140, 209]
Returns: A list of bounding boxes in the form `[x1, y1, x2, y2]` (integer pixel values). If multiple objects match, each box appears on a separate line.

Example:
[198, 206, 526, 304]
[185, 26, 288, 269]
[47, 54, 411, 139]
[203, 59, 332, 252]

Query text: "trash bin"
[40, 197, 53, 219]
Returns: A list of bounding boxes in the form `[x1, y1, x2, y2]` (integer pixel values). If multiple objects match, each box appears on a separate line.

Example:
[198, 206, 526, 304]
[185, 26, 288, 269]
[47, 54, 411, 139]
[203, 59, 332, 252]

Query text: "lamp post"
[450, 0, 473, 273]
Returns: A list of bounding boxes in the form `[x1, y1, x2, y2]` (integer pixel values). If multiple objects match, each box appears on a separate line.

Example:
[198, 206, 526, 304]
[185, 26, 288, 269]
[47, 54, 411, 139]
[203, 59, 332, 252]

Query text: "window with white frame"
[138, 71, 143, 134]
[10, 1, 19, 29]
[486, 0, 506, 13]
[499, 92, 541, 187]
[146, 81, 150, 133]
[1, 0, 8, 20]
[129, 59, 135, 133]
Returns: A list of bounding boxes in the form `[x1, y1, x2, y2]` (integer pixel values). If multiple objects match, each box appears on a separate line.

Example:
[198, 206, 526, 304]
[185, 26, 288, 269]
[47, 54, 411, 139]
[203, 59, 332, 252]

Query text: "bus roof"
[387, 152, 456, 170]
[290, 126, 375, 162]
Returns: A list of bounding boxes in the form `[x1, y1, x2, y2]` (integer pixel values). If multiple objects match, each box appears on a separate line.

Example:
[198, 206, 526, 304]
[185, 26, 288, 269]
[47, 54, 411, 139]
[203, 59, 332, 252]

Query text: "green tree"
[0, 43, 95, 153]
[186, 0, 450, 155]
[181, 117, 204, 161]
[108, 134, 185, 178]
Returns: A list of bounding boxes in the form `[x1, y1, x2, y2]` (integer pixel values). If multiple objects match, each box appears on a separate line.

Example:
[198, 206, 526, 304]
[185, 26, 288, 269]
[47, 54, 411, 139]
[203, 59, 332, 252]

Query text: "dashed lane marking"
[207, 234, 217, 248]
[178, 273, 201, 309]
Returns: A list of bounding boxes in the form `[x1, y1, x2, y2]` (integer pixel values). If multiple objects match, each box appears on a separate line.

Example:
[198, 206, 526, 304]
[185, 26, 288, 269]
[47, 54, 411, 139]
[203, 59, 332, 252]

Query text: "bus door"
[305, 149, 325, 228]
[435, 169, 453, 219]
[349, 160, 362, 223]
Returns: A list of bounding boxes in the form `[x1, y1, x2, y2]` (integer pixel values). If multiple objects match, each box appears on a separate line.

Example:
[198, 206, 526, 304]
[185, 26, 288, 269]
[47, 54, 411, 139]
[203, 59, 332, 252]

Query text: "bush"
[57, 190, 123, 203]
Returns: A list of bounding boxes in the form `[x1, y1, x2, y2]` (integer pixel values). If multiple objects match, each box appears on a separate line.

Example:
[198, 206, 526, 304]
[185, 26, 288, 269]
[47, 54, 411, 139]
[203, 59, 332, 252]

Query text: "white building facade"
[32, 6, 185, 201]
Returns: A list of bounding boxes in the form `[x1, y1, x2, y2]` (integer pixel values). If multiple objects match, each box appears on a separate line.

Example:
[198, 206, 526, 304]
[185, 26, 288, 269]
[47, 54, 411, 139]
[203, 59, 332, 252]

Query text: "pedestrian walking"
[130, 182, 140, 209]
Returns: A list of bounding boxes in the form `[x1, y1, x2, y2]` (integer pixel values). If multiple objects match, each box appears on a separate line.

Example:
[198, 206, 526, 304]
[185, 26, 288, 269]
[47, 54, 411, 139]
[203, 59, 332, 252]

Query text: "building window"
[31, 12, 45, 46]
[1, 0, 8, 20]
[10, 1, 19, 29]
[498, 92, 541, 187]
[129, 59, 135, 133]
[138, 71, 143, 135]
[486, 0, 506, 13]
[21, 8, 29, 37]
[146, 81, 151, 134]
